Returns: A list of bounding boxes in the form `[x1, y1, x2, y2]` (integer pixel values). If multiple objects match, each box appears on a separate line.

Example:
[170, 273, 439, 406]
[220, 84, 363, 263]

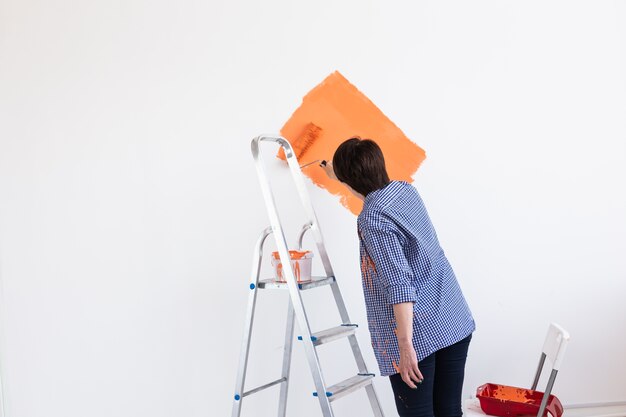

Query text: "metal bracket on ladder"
[231, 135, 385, 417]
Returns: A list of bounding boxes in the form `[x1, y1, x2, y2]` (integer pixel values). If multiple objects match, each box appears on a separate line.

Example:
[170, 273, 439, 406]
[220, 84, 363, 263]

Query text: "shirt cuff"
[385, 284, 418, 305]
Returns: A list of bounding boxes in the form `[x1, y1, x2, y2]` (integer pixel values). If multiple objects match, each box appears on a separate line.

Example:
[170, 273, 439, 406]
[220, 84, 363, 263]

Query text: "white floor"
[563, 404, 626, 417]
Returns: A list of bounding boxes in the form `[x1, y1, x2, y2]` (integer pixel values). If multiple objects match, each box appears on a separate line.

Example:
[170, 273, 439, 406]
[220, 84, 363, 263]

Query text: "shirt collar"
[363, 180, 406, 207]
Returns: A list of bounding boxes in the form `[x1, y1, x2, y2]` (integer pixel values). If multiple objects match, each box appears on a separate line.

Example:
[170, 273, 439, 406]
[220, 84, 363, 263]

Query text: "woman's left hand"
[392, 302, 423, 388]
[398, 345, 424, 389]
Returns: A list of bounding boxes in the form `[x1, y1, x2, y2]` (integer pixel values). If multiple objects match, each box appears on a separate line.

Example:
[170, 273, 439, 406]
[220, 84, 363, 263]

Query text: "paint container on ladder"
[271, 250, 313, 283]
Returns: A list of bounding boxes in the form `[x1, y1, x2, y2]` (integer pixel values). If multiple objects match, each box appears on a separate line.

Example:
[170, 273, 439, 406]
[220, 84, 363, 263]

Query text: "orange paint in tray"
[492, 385, 532, 403]
[271, 250, 313, 283]
[278, 71, 426, 215]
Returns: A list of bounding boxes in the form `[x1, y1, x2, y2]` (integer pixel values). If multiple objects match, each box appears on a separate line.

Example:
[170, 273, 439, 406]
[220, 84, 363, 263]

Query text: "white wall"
[1, 1, 625, 416]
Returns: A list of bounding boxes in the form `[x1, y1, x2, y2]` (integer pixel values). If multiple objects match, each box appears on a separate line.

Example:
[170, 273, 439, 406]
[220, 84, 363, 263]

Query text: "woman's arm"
[357, 219, 422, 387]
[393, 302, 424, 388]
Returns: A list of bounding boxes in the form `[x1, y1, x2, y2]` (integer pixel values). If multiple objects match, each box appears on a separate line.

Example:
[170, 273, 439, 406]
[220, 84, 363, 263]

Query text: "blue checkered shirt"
[357, 180, 475, 376]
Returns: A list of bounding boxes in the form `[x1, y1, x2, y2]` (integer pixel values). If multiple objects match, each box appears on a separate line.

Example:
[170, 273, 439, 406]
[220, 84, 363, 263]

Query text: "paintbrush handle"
[300, 159, 327, 169]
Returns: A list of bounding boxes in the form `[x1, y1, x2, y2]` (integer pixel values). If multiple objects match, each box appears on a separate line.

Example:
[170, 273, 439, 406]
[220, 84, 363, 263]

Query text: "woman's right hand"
[320, 160, 337, 180]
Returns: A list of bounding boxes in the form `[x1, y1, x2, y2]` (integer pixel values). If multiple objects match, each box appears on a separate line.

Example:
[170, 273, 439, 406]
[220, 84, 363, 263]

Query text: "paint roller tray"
[476, 383, 563, 417]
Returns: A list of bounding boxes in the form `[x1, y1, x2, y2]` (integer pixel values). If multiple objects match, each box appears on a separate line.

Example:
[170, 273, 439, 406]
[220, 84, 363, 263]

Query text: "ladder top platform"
[257, 276, 336, 290]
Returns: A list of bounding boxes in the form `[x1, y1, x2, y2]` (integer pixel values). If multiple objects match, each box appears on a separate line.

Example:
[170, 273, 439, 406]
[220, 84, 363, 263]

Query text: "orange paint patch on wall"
[278, 71, 426, 215]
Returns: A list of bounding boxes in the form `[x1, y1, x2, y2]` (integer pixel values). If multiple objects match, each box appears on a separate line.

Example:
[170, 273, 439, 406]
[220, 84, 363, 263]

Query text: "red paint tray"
[476, 383, 563, 417]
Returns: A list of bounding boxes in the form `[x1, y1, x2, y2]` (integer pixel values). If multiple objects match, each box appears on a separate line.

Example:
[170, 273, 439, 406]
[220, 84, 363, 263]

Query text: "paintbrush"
[300, 159, 327, 169]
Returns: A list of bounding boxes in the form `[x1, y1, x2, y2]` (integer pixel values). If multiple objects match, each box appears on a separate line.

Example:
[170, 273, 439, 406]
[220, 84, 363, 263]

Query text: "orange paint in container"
[476, 383, 563, 417]
[271, 250, 314, 283]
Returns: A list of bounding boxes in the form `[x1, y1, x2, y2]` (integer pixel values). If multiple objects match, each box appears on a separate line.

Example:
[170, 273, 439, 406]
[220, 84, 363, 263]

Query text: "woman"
[321, 137, 475, 417]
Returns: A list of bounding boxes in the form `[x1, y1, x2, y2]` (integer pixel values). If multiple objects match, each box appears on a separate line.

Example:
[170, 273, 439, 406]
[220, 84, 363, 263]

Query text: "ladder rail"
[251, 135, 333, 416]
[296, 223, 312, 251]
[277, 300, 295, 417]
[232, 226, 272, 417]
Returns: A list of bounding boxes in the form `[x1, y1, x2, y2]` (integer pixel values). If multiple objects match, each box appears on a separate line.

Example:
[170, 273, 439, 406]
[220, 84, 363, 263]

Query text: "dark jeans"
[389, 334, 472, 417]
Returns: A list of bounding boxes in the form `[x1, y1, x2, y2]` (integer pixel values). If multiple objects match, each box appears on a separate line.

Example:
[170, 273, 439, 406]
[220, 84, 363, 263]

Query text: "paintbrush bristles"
[278, 122, 323, 161]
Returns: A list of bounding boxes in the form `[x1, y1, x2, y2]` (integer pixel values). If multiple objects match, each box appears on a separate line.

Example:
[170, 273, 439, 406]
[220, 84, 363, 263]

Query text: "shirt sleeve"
[360, 217, 418, 305]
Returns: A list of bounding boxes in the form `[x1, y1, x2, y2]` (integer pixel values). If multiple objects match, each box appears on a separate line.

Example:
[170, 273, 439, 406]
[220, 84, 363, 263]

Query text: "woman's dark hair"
[332, 137, 390, 197]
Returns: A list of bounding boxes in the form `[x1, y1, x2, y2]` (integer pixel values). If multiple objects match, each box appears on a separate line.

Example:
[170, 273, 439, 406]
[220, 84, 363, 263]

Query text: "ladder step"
[257, 276, 335, 290]
[240, 377, 287, 398]
[313, 373, 375, 402]
[298, 324, 358, 346]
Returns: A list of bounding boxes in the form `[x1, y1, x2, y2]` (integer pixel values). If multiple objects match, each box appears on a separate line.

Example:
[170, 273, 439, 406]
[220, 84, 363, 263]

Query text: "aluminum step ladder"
[231, 135, 385, 417]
